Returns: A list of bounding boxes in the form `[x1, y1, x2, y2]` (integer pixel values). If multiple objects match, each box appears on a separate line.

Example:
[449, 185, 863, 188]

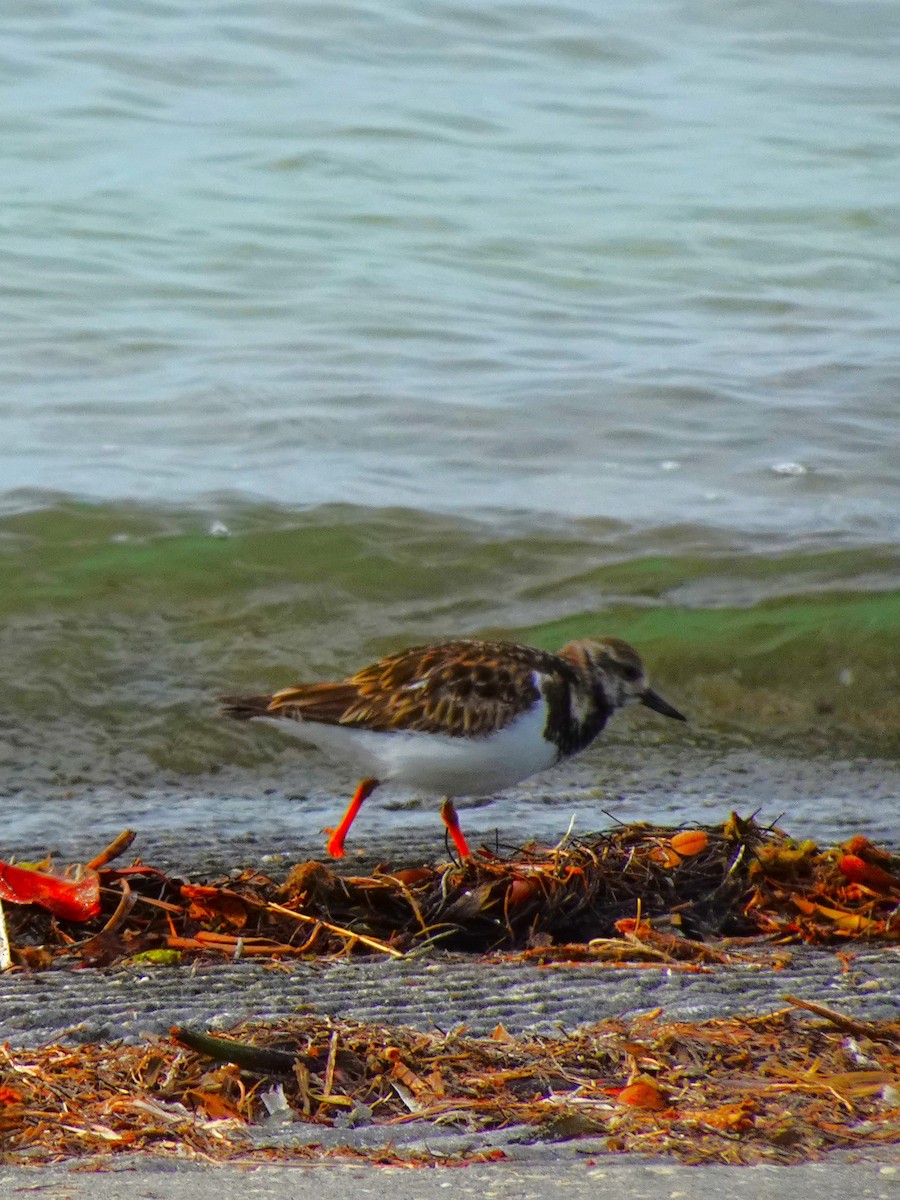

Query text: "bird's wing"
[264, 640, 566, 738]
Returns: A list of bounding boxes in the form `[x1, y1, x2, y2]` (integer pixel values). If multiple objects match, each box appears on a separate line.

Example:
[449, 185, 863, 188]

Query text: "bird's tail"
[219, 693, 276, 721]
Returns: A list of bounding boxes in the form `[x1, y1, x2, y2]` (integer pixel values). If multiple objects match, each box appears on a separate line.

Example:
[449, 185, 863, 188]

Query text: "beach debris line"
[0, 816, 897, 970]
[1, 1005, 898, 1166]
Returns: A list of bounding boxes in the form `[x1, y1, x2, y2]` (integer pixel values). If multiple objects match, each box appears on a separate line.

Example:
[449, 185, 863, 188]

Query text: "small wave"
[0, 496, 897, 797]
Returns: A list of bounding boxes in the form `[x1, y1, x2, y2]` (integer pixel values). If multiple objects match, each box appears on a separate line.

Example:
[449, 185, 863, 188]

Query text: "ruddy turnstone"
[221, 636, 685, 859]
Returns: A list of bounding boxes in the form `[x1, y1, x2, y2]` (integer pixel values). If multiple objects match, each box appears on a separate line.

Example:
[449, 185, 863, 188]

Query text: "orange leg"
[439, 797, 472, 859]
[326, 777, 380, 858]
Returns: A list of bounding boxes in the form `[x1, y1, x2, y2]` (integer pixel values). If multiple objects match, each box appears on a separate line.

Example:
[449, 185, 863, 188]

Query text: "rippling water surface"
[1, 0, 898, 833]
[5, 0, 899, 530]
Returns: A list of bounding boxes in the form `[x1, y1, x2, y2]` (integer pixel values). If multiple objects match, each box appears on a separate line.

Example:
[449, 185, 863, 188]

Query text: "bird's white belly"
[255, 699, 558, 796]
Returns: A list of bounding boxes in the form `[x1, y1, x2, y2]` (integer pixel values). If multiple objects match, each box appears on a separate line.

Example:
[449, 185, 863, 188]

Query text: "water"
[5, 0, 900, 528]
[1, 0, 898, 843]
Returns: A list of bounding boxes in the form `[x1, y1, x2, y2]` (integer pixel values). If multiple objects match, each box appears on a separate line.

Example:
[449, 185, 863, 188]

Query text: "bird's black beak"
[640, 688, 687, 722]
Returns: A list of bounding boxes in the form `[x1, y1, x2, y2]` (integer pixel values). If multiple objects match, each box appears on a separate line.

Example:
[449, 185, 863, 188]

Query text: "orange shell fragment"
[670, 830, 709, 857]
[617, 1078, 669, 1110]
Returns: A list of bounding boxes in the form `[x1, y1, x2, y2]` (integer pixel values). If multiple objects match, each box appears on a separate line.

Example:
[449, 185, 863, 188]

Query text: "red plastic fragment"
[0, 861, 101, 921]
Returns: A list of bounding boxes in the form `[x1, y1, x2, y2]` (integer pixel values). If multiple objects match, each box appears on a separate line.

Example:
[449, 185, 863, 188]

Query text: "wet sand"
[2, 1154, 899, 1199]
[2, 740, 897, 1046]
[4, 737, 899, 874]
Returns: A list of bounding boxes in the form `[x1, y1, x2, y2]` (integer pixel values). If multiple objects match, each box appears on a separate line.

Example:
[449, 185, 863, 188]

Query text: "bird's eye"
[622, 665, 641, 683]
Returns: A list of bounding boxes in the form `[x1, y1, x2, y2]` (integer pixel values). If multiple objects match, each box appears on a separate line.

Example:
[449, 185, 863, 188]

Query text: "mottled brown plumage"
[255, 640, 572, 737]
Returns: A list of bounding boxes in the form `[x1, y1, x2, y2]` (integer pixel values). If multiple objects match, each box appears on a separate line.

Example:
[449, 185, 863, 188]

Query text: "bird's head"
[559, 636, 686, 721]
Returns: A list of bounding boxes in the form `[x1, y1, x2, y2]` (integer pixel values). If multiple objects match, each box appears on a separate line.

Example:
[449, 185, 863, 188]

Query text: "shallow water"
[0, 499, 897, 801]
[1, 0, 898, 843]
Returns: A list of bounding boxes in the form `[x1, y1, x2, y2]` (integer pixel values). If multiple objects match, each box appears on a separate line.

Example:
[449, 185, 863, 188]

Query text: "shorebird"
[221, 636, 686, 858]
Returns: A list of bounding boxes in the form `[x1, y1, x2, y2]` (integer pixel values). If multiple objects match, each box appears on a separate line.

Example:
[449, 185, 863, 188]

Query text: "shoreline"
[4, 739, 897, 873]
[1, 742, 897, 1046]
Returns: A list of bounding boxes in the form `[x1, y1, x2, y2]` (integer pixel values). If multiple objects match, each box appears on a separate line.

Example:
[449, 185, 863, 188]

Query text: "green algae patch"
[526, 589, 900, 749]
[1, 497, 898, 768]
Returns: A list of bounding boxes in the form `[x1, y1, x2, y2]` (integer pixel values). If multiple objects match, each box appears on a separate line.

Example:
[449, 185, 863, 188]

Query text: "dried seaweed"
[1, 1005, 898, 1166]
[1, 816, 897, 971]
